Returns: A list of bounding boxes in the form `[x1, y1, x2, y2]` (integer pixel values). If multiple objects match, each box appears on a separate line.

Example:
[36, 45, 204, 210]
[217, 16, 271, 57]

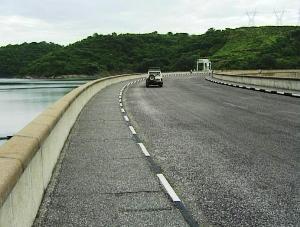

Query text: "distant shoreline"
[0, 74, 99, 80]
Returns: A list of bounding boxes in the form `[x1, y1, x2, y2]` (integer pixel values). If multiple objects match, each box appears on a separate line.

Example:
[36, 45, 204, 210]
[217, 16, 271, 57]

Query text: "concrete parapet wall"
[213, 70, 300, 91]
[0, 74, 143, 227]
[214, 70, 300, 79]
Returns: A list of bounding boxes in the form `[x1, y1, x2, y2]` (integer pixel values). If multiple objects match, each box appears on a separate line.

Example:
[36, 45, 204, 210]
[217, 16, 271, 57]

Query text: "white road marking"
[137, 143, 150, 156]
[121, 108, 125, 113]
[120, 103, 123, 107]
[124, 115, 129, 121]
[157, 174, 181, 202]
[277, 91, 285, 94]
[119, 96, 122, 99]
[119, 99, 122, 103]
[254, 88, 260, 90]
[129, 126, 137, 134]
[292, 93, 300, 97]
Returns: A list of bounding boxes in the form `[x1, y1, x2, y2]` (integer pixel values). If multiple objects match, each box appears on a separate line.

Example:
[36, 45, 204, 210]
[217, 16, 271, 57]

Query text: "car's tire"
[149, 75, 155, 81]
[146, 82, 149, 88]
[159, 84, 163, 87]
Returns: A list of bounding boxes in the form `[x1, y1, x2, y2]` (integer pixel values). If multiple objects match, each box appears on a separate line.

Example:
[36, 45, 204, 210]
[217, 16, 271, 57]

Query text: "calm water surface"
[0, 78, 88, 145]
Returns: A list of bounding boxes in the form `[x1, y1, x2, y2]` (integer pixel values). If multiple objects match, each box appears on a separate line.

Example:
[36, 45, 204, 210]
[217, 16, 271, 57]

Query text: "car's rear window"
[149, 72, 161, 75]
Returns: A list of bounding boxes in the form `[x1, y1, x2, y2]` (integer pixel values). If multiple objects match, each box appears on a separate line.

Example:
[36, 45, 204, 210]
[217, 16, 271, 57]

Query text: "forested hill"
[0, 26, 299, 78]
[0, 42, 61, 77]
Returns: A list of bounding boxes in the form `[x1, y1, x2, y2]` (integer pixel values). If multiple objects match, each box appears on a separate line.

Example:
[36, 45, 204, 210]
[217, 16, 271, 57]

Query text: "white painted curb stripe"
[129, 126, 137, 134]
[208, 78, 300, 98]
[137, 143, 150, 157]
[121, 108, 125, 113]
[157, 174, 181, 202]
[124, 116, 129, 122]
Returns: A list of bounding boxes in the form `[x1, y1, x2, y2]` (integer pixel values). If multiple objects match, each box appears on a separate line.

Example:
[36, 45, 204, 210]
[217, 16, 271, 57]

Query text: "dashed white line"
[120, 103, 123, 107]
[129, 126, 137, 135]
[121, 108, 125, 113]
[137, 143, 150, 157]
[157, 174, 181, 202]
[124, 115, 129, 121]
[119, 99, 122, 103]
[277, 91, 284, 95]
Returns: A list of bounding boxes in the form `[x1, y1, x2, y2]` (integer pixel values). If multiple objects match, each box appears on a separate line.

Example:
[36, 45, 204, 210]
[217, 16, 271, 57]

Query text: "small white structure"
[196, 58, 211, 72]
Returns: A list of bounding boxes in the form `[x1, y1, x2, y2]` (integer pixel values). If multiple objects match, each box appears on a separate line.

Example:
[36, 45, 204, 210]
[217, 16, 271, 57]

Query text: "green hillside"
[212, 26, 300, 69]
[0, 42, 61, 77]
[0, 26, 299, 78]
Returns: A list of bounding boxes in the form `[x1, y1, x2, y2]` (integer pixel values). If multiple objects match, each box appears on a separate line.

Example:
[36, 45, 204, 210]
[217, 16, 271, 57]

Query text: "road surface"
[34, 81, 188, 226]
[124, 75, 300, 226]
[34, 74, 299, 226]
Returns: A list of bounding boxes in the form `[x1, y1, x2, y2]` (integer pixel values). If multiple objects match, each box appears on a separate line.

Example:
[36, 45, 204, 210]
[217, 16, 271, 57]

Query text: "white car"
[146, 67, 163, 87]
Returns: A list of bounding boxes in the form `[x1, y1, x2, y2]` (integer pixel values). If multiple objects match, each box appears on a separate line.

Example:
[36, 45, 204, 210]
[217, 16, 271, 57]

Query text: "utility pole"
[246, 10, 257, 26]
[274, 10, 285, 26]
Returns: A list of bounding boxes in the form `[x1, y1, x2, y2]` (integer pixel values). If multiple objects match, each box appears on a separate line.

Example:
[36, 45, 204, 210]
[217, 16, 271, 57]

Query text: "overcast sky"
[0, 0, 299, 46]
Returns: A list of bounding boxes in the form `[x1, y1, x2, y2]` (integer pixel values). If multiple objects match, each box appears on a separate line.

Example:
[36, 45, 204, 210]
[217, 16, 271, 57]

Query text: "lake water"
[0, 78, 89, 145]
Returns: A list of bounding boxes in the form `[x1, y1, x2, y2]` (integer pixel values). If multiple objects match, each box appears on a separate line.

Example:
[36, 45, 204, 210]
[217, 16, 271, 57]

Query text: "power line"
[246, 10, 257, 26]
[244, 9, 299, 26]
[274, 10, 285, 26]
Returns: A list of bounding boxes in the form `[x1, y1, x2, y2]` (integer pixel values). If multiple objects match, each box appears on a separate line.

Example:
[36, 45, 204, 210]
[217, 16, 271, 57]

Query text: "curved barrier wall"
[213, 70, 300, 91]
[0, 74, 143, 227]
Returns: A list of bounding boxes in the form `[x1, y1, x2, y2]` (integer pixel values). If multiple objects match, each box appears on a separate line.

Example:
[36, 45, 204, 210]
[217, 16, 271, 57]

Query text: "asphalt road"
[34, 82, 188, 226]
[124, 75, 300, 226]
